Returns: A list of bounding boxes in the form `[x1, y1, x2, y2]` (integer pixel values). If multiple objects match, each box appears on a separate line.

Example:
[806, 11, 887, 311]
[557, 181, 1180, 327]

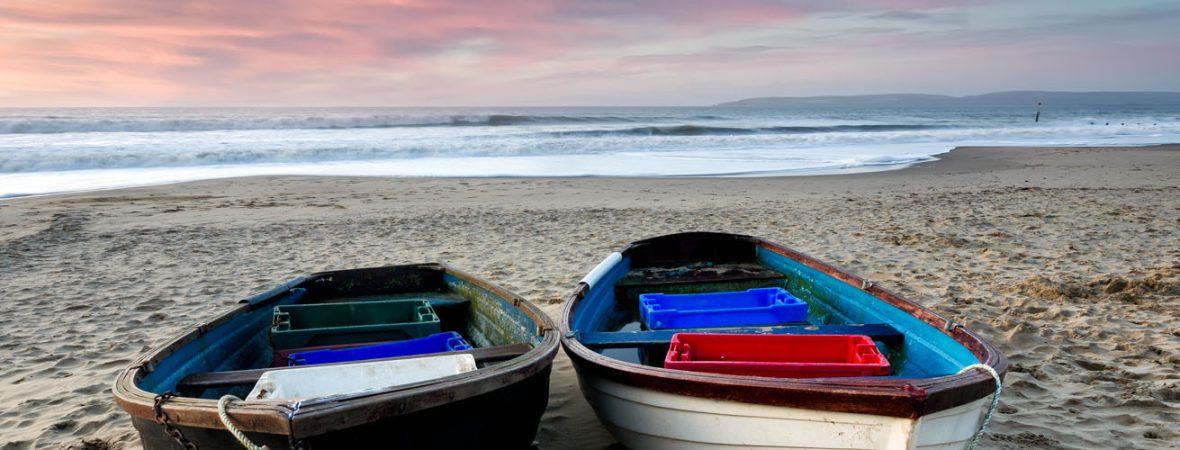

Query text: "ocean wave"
[0, 135, 644, 172]
[0, 146, 457, 173]
[6, 121, 1172, 173]
[540, 124, 948, 137]
[5, 105, 1179, 180]
[0, 112, 662, 134]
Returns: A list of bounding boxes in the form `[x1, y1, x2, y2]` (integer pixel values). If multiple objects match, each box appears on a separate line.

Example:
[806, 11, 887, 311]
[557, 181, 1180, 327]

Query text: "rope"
[217, 395, 270, 450]
[958, 363, 1002, 450]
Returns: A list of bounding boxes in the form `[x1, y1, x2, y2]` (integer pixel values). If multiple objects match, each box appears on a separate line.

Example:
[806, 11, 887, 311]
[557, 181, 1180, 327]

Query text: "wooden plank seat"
[614, 263, 790, 300]
[616, 263, 787, 287]
[177, 343, 533, 391]
[574, 324, 903, 348]
[613, 261, 788, 289]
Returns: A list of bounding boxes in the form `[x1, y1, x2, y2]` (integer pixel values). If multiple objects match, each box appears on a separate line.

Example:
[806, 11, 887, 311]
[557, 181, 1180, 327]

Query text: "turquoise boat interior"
[568, 236, 981, 378]
[134, 265, 546, 399]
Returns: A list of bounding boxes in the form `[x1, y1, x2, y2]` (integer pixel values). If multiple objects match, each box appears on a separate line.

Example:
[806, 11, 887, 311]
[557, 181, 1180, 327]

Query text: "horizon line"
[4, 89, 1180, 109]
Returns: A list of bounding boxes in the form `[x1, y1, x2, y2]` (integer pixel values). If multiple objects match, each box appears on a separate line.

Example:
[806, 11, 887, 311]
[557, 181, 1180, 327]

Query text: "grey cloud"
[872, 10, 932, 21]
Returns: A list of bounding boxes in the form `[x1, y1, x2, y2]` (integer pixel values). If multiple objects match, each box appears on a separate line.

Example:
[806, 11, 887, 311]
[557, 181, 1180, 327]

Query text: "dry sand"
[1, 145, 1178, 449]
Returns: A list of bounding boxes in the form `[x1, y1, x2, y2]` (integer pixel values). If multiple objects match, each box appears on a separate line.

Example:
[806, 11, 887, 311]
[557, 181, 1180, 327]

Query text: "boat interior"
[569, 235, 982, 378]
[134, 265, 545, 400]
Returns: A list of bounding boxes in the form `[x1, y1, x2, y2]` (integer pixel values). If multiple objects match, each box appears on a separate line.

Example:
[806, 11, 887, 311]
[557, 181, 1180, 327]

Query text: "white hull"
[581, 375, 988, 450]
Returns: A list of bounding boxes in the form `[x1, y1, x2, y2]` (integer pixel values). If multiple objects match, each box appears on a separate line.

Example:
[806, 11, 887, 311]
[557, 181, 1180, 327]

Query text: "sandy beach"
[1, 145, 1178, 449]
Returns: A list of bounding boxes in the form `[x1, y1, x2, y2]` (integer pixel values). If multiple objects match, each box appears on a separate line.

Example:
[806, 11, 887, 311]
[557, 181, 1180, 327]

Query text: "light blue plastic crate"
[639, 287, 807, 329]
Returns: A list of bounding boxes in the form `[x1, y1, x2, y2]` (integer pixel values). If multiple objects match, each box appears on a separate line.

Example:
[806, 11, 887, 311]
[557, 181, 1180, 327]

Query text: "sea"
[2, 105, 1179, 197]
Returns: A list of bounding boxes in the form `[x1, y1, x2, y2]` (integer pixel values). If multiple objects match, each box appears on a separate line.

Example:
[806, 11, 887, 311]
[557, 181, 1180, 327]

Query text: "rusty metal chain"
[154, 391, 199, 450]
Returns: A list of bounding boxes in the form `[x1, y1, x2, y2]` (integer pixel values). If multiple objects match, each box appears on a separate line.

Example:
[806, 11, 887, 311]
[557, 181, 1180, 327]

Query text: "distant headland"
[715, 91, 1180, 107]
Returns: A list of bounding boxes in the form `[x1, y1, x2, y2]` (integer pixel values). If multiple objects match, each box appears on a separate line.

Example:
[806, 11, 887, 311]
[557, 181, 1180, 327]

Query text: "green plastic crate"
[270, 299, 441, 350]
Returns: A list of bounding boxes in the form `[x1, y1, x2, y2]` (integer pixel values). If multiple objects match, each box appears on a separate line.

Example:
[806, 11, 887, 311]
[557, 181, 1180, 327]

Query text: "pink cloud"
[1, 1, 1175, 106]
[0, 1, 644, 103]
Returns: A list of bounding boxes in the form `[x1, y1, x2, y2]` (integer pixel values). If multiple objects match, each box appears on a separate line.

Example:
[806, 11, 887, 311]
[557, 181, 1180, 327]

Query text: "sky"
[1, 0, 1179, 107]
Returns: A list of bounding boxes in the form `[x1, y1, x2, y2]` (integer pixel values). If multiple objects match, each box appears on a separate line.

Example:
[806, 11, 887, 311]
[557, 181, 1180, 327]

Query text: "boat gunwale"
[112, 262, 559, 438]
[559, 232, 1007, 419]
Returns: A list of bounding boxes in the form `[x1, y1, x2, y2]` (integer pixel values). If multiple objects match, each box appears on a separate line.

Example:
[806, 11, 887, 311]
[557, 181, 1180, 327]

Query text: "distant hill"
[715, 91, 1180, 107]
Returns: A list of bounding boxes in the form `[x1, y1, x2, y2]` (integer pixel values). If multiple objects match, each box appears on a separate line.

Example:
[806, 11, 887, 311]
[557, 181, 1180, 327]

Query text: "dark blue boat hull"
[130, 365, 552, 450]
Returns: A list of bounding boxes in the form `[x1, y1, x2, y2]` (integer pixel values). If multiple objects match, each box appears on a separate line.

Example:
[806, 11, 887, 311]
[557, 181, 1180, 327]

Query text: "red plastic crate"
[664, 333, 891, 378]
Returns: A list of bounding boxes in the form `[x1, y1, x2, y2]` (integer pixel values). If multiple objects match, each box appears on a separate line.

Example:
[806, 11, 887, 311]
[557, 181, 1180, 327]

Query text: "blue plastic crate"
[639, 287, 808, 329]
[287, 331, 473, 366]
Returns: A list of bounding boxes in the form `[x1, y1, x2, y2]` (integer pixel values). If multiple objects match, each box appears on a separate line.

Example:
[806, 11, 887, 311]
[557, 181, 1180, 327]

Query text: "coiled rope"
[958, 363, 1002, 450]
[217, 395, 270, 450]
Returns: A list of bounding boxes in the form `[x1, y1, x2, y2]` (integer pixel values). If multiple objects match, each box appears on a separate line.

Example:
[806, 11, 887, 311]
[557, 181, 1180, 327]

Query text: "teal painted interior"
[442, 273, 541, 347]
[756, 248, 978, 376]
[570, 256, 631, 333]
[571, 249, 979, 378]
[138, 288, 308, 394]
[136, 268, 547, 399]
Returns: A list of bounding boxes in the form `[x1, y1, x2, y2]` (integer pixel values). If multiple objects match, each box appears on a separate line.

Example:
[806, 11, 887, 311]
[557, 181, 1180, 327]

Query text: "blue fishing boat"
[114, 263, 558, 449]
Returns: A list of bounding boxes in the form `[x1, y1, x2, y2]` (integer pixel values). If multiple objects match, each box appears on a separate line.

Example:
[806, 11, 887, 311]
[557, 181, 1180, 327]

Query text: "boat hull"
[129, 364, 552, 450]
[559, 232, 1006, 450]
[114, 263, 559, 450]
[574, 363, 987, 450]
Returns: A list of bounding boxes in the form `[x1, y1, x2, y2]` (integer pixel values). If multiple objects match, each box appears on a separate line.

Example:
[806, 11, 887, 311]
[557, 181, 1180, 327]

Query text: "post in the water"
[1035, 101, 1042, 122]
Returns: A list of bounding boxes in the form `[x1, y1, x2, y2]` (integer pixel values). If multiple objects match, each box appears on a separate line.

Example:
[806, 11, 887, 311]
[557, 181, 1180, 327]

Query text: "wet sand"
[1, 145, 1178, 449]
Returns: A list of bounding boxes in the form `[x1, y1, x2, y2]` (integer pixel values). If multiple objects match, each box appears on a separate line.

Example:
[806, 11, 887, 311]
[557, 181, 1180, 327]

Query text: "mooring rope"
[217, 395, 270, 450]
[957, 363, 1002, 450]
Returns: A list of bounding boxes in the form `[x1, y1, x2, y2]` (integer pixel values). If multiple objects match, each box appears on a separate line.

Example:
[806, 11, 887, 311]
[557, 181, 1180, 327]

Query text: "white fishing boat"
[560, 232, 1006, 449]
